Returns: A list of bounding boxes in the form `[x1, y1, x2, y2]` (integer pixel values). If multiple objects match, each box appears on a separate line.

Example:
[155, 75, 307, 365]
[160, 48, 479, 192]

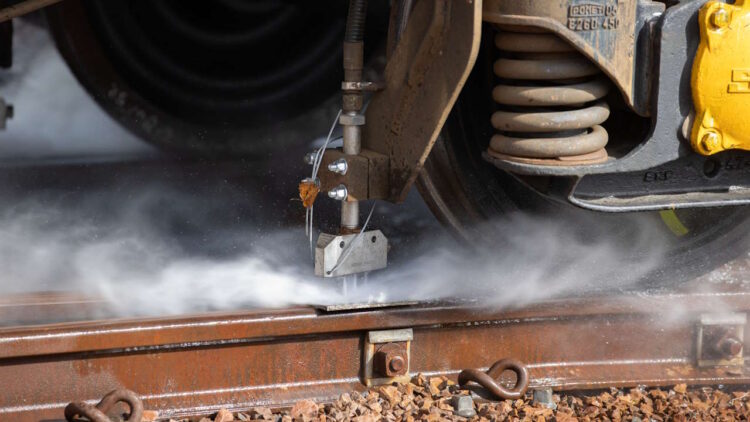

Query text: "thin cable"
[306, 109, 342, 260]
[308, 206, 314, 259]
[327, 203, 376, 275]
[312, 109, 342, 180]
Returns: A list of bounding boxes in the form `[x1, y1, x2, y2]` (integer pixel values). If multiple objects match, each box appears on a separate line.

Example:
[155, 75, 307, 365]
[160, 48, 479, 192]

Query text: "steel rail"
[2, 284, 750, 421]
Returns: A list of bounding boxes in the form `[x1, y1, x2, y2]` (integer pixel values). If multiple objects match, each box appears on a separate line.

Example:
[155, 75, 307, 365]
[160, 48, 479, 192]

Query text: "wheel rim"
[82, 0, 346, 126]
[46, 0, 388, 154]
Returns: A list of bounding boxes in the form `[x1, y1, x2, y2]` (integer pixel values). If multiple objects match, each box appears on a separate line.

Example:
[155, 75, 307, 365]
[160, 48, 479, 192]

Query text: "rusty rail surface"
[0, 291, 110, 327]
[3, 283, 750, 421]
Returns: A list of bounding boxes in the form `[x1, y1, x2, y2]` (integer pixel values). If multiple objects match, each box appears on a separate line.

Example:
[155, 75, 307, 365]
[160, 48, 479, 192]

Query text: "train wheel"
[45, 0, 387, 155]
[418, 29, 750, 285]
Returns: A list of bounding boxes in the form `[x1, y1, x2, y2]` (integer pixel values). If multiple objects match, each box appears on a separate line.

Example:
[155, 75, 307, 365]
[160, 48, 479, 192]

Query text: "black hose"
[344, 0, 367, 42]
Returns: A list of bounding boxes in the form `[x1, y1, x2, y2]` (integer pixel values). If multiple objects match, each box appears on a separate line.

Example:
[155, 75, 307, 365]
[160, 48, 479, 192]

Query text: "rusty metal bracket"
[362, 0, 482, 203]
[364, 328, 413, 387]
[697, 313, 746, 370]
[65, 389, 143, 422]
[317, 148, 389, 201]
[458, 358, 530, 400]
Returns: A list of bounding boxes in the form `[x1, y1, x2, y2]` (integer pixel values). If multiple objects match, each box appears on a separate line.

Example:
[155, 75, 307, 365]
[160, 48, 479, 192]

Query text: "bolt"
[700, 132, 721, 153]
[450, 395, 477, 418]
[373, 343, 408, 377]
[389, 356, 405, 373]
[303, 152, 317, 165]
[718, 336, 744, 357]
[327, 158, 348, 175]
[328, 184, 348, 201]
[533, 388, 557, 410]
[711, 8, 730, 29]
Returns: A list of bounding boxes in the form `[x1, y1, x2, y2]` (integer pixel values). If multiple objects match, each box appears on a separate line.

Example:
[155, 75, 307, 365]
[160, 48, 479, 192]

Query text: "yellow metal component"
[691, 0, 750, 155]
[659, 210, 689, 237]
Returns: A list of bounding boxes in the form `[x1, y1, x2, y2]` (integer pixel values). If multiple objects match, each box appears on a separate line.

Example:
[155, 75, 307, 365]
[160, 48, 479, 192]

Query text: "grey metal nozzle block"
[315, 230, 388, 277]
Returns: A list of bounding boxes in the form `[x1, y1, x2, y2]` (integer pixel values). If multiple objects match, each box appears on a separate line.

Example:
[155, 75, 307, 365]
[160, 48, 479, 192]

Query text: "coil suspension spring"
[487, 27, 611, 165]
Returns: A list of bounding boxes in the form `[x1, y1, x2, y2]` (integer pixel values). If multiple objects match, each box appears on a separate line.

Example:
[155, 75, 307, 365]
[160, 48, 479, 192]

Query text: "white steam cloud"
[0, 17, 745, 325]
[0, 19, 152, 160]
[0, 182, 674, 319]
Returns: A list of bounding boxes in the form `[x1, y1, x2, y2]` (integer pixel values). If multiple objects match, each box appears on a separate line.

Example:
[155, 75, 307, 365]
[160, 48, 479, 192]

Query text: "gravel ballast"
[160, 375, 750, 421]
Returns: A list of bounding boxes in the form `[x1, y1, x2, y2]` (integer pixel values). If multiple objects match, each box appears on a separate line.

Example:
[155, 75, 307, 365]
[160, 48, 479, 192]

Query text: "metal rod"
[341, 200, 359, 230]
[344, 0, 368, 43]
[342, 123, 362, 156]
[0, 0, 63, 23]
[341, 123, 360, 227]
[340, 0, 368, 230]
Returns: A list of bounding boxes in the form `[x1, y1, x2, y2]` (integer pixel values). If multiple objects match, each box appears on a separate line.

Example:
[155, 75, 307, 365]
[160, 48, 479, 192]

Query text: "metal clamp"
[65, 389, 143, 422]
[697, 313, 746, 369]
[364, 328, 412, 387]
[458, 358, 530, 400]
[341, 81, 383, 92]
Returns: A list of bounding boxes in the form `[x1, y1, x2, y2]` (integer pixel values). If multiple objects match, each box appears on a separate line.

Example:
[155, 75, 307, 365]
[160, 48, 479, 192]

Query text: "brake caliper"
[691, 0, 750, 155]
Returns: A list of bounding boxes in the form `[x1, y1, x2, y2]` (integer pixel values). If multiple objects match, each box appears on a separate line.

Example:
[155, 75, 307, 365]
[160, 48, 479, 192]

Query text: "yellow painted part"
[659, 210, 690, 237]
[691, 0, 750, 155]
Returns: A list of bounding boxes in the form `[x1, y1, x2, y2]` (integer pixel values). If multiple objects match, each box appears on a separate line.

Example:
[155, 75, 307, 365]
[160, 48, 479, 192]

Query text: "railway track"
[3, 275, 750, 421]
[0, 0, 747, 420]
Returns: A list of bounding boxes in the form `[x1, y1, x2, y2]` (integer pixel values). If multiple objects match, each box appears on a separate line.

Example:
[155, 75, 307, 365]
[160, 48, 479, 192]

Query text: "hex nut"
[711, 8, 730, 29]
[701, 132, 721, 153]
[339, 113, 366, 126]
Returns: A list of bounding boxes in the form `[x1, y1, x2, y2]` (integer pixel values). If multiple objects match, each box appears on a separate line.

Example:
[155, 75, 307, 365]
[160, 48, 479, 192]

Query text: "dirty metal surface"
[316, 148, 390, 201]
[3, 281, 750, 421]
[363, 0, 482, 202]
[0, 291, 109, 327]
